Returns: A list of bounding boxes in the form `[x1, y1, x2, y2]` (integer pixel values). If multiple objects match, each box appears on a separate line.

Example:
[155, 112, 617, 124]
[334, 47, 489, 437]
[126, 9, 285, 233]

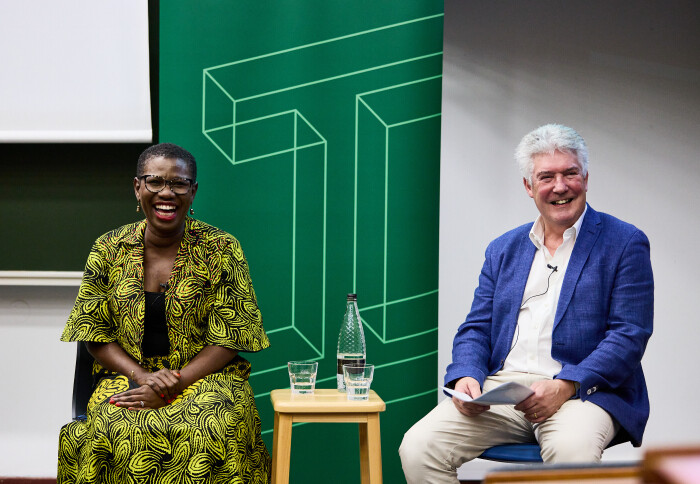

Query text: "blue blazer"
[445, 205, 654, 446]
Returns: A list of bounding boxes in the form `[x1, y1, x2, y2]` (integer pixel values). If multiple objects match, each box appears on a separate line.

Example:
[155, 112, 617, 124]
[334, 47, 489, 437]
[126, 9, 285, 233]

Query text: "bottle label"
[337, 356, 366, 391]
[337, 356, 366, 374]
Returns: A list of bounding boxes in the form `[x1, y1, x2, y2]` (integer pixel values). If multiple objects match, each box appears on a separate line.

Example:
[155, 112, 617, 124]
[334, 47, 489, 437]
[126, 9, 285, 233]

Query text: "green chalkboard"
[1, 143, 148, 271]
[159, 2, 443, 482]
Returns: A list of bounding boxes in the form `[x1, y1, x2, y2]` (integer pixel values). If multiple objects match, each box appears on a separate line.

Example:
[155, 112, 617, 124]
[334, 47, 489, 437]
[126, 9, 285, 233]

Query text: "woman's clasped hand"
[110, 369, 182, 410]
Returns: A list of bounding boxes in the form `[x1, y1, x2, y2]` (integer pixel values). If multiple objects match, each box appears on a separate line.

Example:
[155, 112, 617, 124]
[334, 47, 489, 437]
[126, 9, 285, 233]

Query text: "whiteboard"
[0, 0, 152, 142]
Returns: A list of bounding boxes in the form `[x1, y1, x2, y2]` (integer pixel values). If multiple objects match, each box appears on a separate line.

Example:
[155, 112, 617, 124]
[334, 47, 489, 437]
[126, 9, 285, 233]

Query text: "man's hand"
[452, 377, 491, 417]
[514, 379, 575, 423]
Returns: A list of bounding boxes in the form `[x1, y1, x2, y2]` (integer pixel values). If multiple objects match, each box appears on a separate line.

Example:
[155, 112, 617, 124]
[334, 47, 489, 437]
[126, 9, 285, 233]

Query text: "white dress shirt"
[502, 206, 587, 377]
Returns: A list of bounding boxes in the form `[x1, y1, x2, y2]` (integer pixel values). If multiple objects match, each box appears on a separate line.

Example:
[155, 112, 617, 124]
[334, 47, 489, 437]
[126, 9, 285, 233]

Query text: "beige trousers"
[399, 372, 619, 484]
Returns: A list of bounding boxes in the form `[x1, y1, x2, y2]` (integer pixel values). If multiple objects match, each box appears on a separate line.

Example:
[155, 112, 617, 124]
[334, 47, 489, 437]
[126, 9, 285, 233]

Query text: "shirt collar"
[529, 204, 588, 250]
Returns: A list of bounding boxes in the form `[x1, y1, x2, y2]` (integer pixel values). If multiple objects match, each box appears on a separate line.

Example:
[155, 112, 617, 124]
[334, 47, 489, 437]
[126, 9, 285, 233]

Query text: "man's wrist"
[555, 378, 578, 398]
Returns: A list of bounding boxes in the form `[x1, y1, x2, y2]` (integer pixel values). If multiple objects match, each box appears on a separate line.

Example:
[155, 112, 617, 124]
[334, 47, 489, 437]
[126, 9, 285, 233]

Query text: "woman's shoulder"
[93, 220, 146, 249]
[185, 218, 241, 251]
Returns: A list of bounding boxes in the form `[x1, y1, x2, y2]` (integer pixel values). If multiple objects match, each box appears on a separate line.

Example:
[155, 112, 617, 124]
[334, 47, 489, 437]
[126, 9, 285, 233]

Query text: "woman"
[58, 143, 271, 483]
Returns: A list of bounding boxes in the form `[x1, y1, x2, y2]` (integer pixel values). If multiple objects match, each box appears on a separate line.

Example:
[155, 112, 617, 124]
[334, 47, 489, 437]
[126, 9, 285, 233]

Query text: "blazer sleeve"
[556, 229, 654, 398]
[444, 242, 498, 387]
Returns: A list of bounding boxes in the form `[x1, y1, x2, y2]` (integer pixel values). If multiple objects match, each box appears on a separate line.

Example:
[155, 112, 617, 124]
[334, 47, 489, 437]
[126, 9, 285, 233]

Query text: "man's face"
[524, 150, 588, 235]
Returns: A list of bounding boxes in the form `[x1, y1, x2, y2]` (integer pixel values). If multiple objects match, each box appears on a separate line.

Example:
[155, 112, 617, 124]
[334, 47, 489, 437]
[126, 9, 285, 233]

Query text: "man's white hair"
[515, 124, 589, 184]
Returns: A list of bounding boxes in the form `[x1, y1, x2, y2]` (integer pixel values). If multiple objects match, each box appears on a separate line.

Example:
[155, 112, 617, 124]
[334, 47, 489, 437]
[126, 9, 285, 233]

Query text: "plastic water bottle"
[337, 293, 366, 392]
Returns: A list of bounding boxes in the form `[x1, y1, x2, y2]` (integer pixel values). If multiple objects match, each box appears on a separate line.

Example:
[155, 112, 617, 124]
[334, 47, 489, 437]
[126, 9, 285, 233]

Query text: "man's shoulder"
[587, 207, 648, 242]
[487, 222, 533, 251]
[483, 206, 648, 255]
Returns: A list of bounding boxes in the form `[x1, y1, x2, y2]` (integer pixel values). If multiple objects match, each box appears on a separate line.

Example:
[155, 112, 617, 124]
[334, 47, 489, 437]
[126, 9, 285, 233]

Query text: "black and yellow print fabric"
[61, 217, 270, 371]
[58, 357, 270, 483]
[58, 219, 271, 483]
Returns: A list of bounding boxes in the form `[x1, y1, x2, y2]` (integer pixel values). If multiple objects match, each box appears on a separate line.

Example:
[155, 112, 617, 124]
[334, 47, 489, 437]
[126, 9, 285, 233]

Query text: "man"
[400, 124, 653, 483]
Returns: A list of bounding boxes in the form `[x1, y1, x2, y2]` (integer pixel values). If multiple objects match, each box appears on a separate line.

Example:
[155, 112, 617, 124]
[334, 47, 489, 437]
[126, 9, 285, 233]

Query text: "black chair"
[71, 341, 95, 421]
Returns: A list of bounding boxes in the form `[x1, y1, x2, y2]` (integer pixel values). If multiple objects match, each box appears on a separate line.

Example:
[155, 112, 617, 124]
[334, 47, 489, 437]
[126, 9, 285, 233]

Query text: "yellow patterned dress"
[58, 218, 271, 484]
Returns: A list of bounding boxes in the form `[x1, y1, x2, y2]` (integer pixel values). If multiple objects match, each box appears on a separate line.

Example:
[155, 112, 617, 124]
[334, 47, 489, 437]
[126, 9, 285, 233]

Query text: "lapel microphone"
[510, 261, 562, 355]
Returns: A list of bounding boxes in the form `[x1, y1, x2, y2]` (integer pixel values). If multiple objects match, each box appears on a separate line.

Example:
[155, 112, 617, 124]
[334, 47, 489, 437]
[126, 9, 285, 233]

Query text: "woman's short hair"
[136, 143, 197, 181]
[514, 124, 588, 184]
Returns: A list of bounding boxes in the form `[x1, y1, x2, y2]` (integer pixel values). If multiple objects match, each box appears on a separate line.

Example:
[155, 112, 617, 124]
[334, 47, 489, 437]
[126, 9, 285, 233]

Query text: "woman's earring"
[136, 203, 141, 212]
[189, 207, 195, 215]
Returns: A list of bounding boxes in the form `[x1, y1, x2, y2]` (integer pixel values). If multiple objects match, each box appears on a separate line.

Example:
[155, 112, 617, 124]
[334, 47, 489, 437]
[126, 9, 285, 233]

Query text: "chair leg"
[271, 412, 293, 484]
[359, 413, 382, 484]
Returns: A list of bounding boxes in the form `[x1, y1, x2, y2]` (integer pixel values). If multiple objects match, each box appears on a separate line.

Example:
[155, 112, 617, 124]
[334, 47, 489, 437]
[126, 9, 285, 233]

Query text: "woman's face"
[133, 156, 198, 239]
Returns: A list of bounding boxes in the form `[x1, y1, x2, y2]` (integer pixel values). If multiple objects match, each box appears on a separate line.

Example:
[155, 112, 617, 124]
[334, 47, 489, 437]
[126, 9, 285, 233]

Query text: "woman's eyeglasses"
[138, 175, 194, 195]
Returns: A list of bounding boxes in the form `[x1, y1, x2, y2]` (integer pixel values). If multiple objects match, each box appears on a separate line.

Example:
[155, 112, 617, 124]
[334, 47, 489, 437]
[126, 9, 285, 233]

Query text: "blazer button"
[587, 389, 592, 395]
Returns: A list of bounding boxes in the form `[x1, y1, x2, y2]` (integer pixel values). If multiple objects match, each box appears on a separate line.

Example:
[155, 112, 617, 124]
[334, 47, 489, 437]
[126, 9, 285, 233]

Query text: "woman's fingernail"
[160, 393, 165, 398]
[115, 402, 120, 407]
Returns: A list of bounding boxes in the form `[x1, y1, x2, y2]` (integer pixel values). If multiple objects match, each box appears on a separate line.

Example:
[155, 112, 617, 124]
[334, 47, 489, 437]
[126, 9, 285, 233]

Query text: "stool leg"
[359, 413, 382, 484]
[271, 412, 293, 484]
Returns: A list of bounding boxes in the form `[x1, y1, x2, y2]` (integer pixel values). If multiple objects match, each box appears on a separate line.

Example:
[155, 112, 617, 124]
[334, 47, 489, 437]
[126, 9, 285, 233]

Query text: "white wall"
[0, 286, 77, 477]
[438, 0, 700, 479]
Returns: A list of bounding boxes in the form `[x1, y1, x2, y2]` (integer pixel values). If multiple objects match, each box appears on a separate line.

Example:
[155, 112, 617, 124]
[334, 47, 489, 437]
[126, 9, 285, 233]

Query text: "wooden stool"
[270, 388, 386, 484]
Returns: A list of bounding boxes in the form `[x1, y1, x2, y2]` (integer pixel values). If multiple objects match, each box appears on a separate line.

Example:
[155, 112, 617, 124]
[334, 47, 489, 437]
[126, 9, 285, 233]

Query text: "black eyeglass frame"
[138, 175, 195, 194]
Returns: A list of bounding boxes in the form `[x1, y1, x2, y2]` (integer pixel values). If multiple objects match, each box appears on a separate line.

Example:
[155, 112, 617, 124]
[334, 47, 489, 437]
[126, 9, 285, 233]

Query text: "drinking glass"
[288, 360, 318, 394]
[342, 364, 374, 401]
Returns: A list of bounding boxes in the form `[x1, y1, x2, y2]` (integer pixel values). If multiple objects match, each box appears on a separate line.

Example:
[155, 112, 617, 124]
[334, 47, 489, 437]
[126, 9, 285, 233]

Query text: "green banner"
[160, 2, 443, 481]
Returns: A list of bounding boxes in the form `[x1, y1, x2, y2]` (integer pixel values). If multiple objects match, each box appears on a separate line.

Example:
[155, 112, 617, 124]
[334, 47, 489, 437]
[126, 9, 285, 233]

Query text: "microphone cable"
[502, 263, 559, 363]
